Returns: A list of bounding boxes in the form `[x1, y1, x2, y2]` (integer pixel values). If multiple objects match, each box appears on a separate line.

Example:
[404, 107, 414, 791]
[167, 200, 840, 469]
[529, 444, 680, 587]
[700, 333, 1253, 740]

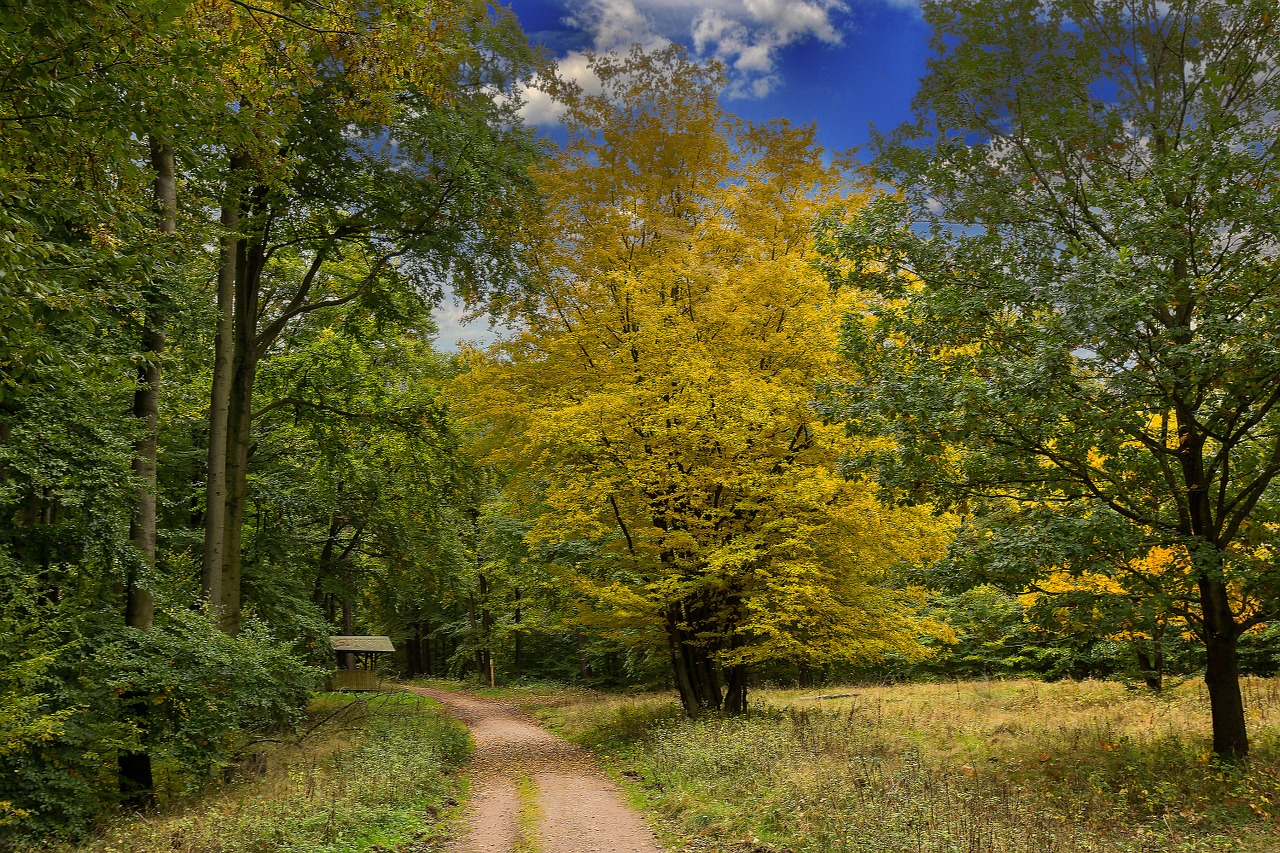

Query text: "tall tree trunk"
[340, 559, 355, 670]
[119, 137, 175, 810]
[1135, 621, 1165, 693]
[665, 604, 722, 715]
[513, 589, 522, 680]
[666, 605, 698, 714]
[468, 593, 481, 677]
[423, 620, 433, 677]
[688, 599, 722, 710]
[479, 573, 491, 682]
[408, 623, 422, 676]
[125, 137, 174, 635]
[201, 153, 246, 612]
[1135, 648, 1162, 693]
[575, 627, 593, 682]
[722, 629, 747, 715]
[723, 665, 747, 715]
[316, 514, 341, 606]
[217, 223, 264, 636]
[1201, 574, 1247, 759]
[1176, 401, 1249, 760]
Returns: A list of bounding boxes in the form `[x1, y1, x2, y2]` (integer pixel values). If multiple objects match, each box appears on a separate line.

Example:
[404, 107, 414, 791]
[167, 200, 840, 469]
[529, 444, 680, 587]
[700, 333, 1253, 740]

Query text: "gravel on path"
[407, 685, 664, 853]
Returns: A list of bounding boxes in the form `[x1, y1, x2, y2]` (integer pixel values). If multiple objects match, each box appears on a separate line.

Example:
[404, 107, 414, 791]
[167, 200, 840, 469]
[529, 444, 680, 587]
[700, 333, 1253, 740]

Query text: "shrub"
[0, 568, 320, 847]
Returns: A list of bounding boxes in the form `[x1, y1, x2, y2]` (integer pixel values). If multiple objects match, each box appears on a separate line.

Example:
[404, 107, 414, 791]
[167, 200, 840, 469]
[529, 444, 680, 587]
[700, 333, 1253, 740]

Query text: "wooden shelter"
[329, 635, 395, 691]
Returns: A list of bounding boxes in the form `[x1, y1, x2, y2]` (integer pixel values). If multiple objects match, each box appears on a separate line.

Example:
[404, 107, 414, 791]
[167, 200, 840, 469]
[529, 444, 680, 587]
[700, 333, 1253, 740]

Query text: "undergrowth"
[35, 691, 471, 853]
[533, 678, 1280, 853]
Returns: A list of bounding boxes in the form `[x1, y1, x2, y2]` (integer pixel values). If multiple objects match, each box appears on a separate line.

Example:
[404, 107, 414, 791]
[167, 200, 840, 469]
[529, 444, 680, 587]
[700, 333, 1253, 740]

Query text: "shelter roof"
[329, 635, 395, 653]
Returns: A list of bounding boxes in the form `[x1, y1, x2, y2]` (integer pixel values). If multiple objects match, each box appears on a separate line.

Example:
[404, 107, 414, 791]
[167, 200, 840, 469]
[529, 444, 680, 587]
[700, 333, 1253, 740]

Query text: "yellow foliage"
[456, 47, 952, 672]
[185, 0, 488, 124]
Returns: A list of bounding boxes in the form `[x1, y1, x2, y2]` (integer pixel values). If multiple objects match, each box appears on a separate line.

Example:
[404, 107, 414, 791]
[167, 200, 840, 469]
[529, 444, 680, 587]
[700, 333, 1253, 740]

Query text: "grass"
[517, 677, 1280, 853]
[513, 773, 543, 853]
[43, 690, 471, 853]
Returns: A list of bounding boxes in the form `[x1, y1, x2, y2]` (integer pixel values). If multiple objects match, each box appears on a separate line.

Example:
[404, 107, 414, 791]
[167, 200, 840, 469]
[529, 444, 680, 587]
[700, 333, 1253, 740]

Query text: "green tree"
[817, 0, 1280, 759]
[193, 0, 542, 635]
[247, 303, 466, 654]
[0, 0, 543, 829]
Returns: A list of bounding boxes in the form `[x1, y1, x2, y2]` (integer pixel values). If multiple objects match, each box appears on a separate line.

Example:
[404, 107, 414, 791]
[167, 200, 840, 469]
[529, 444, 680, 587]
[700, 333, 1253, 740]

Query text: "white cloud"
[691, 0, 849, 98]
[516, 82, 569, 125]
[743, 0, 843, 44]
[430, 293, 512, 352]
[564, 0, 670, 53]
[517, 0, 854, 121]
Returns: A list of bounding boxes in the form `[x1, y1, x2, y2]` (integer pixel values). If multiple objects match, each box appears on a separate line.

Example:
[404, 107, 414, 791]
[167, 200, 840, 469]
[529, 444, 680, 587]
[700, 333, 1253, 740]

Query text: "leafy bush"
[37, 692, 470, 853]
[0, 559, 320, 847]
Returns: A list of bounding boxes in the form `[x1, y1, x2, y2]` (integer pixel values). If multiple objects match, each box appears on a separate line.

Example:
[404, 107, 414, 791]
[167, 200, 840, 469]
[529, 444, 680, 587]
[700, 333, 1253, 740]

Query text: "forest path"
[406, 685, 664, 853]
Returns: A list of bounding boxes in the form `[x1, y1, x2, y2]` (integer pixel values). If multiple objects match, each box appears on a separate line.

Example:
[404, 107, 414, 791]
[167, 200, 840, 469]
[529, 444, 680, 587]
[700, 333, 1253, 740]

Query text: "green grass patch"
[46, 690, 472, 853]
[513, 773, 543, 853]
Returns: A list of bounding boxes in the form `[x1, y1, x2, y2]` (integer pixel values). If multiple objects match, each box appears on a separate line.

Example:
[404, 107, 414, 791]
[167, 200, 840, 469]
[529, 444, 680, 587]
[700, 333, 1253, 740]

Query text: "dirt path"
[407, 686, 664, 853]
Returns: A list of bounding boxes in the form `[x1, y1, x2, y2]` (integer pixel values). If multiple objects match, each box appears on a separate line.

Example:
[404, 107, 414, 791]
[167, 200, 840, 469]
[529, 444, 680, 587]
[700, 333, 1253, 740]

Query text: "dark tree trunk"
[575, 627, 593, 682]
[316, 514, 341, 611]
[0, 421, 9, 488]
[669, 634, 699, 715]
[118, 137, 176, 810]
[1175, 399, 1249, 760]
[422, 619, 433, 677]
[218, 219, 265, 636]
[1202, 575, 1247, 759]
[1135, 623, 1165, 693]
[407, 623, 422, 676]
[665, 604, 722, 715]
[117, 743, 154, 811]
[126, 137, 173, 634]
[341, 561, 356, 671]
[468, 593, 481, 677]
[513, 589, 522, 680]
[1135, 647, 1163, 693]
[723, 664, 747, 715]
[479, 573, 492, 683]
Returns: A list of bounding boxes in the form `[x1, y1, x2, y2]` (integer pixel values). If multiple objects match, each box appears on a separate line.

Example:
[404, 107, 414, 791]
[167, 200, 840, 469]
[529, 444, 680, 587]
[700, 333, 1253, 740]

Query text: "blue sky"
[508, 0, 929, 151]
[433, 0, 931, 348]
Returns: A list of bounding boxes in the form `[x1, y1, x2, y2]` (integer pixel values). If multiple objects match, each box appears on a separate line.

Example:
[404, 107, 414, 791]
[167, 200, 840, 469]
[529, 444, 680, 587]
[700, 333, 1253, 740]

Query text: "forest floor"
[406, 685, 663, 853]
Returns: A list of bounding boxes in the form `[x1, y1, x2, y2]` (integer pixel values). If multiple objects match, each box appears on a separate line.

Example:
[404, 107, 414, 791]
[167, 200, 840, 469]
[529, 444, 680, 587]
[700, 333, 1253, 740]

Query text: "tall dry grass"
[535, 677, 1280, 853]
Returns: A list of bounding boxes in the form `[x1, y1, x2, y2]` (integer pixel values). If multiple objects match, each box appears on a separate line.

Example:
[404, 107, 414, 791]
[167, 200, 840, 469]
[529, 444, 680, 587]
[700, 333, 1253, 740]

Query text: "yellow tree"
[459, 47, 950, 714]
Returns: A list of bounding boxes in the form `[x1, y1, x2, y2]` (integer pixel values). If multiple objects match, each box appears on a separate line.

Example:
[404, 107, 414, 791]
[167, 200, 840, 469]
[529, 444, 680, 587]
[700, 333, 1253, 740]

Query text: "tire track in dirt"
[407, 686, 663, 853]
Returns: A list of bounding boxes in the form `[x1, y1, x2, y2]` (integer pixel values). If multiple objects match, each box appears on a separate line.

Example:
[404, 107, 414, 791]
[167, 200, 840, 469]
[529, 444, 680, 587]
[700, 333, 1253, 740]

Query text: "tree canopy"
[458, 47, 952, 716]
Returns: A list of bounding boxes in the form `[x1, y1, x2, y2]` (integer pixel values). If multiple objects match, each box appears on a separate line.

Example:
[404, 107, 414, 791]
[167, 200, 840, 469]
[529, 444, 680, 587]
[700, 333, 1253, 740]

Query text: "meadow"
[496, 677, 1280, 853]
[38, 692, 470, 853]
